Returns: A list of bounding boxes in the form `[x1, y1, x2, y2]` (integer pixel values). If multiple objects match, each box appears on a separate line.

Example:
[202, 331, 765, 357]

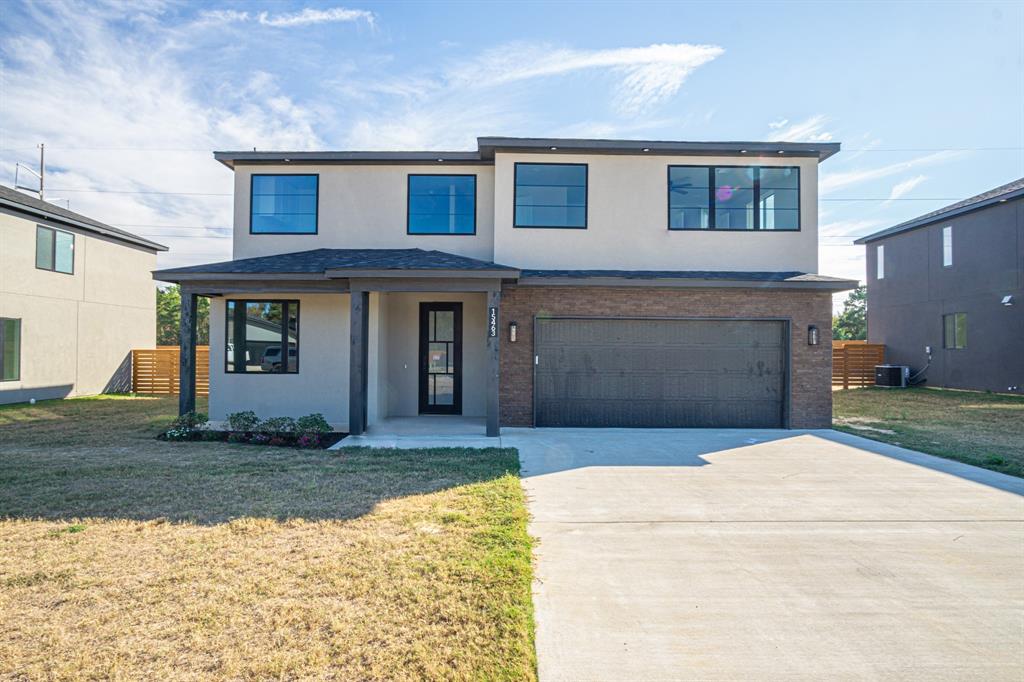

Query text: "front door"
[419, 302, 463, 414]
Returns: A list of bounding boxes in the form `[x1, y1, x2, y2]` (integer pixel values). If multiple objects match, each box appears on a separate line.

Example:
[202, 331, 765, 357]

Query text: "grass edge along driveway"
[0, 395, 536, 681]
[833, 386, 1024, 478]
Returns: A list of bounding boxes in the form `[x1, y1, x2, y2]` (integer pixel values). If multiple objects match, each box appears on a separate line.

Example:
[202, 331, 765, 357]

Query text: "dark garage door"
[534, 318, 787, 428]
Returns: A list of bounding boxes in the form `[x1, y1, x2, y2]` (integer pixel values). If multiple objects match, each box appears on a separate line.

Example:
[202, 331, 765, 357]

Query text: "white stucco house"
[0, 185, 166, 404]
[154, 137, 856, 436]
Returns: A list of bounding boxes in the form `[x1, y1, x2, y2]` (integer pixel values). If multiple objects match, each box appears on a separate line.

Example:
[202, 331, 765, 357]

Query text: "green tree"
[832, 285, 867, 340]
[156, 285, 209, 346]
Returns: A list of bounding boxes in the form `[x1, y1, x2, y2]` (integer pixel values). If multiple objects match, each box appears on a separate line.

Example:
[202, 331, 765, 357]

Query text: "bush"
[248, 433, 272, 445]
[227, 432, 248, 444]
[258, 416, 296, 434]
[162, 411, 208, 441]
[296, 433, 322, 449]
[296, 413, 331, 436]
[227, 410, 260, 432]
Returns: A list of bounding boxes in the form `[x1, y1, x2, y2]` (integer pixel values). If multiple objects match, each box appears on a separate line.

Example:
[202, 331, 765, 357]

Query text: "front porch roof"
[153, 248, 521, 283]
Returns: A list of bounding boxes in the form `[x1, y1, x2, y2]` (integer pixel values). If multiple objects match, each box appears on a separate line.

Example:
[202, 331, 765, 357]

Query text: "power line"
[820, 197, 962, 201]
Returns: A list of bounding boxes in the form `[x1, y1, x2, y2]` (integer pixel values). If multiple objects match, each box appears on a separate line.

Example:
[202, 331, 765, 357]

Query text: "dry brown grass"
[0, 396, 535, 681]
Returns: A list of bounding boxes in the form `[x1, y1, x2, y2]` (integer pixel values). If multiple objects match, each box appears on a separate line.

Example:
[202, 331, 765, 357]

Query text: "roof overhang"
[214, 150, 485, 169]
[0, 195, 167, 252]
[855, 186, 1024, 244]
[517, 274, 858, 291]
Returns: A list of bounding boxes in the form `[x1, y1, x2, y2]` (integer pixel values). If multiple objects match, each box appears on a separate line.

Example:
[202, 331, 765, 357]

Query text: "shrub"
[268, 436, 290, 447]
[296, 413, 331, 436]
[296, 433, 322, 449]
[227, 432, 248, 444]
[249, 433, 272, 445]
[258, 416, 296, 434]
[227, 410, 260, 432]
[162, 411, 208, 441]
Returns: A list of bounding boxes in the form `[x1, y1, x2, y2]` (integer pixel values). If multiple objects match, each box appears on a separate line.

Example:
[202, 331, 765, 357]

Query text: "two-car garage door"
[534, 318, 787, 428]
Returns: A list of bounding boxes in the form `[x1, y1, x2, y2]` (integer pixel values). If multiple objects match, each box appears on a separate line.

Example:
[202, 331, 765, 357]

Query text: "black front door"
[419, 302, 463, 414]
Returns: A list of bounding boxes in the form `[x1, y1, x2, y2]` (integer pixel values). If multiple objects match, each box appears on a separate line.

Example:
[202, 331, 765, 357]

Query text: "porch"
[153, 248, 520, 438]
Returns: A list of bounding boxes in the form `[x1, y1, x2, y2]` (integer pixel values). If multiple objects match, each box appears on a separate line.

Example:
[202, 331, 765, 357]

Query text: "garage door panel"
[535, 318, 786, 428]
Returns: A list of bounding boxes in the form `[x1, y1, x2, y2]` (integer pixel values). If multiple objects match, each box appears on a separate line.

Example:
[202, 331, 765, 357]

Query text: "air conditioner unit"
[875, 365, 910, 388]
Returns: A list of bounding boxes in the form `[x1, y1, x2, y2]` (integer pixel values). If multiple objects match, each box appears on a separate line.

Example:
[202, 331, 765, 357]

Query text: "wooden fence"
[132, 346, 210, 396]
[832, 341, 885, 388]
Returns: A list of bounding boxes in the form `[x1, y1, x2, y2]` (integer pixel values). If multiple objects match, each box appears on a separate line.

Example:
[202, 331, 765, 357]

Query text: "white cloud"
[820, 151, 961, 195]
[887, 174, 927, 201]
[195, 9, 250, 25]
[447, 42, 723, 115]
[767, 115, 833, 142]
[257, 7, 375, 28]
[818, 218, 886, 238]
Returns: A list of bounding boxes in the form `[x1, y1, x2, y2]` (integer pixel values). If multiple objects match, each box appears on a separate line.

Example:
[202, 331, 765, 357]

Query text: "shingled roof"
[0, 185, 167, 252]
[855, 176, 1024, 244]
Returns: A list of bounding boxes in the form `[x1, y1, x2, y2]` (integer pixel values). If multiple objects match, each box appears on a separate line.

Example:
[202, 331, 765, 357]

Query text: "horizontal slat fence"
[832, 342, 885, 388]
[132, 347, 209, 396]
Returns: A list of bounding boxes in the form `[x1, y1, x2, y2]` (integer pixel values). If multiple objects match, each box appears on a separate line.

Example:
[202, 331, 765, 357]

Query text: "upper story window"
[668, 165, 800, 230]
[876, 244, 885, 279]
[0, 318, 20, 381]
[407, 175, 476, 235]
[942, 226, 953, 267]
[514, 163, 587, 229]
[35, 225, 74, 274]
[225, 300, 299, 373]
[943, 312, 967, 349]
[250, 174, 318, 234]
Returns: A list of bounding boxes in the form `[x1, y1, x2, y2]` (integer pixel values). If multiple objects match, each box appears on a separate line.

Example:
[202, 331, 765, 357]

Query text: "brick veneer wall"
[498, 285, 834, 429]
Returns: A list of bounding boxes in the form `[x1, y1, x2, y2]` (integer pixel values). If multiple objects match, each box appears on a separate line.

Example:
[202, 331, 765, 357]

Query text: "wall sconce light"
[1002, 295, 1014, 306]
[807, 325, 820, 346]
[509, 321, 518, 343]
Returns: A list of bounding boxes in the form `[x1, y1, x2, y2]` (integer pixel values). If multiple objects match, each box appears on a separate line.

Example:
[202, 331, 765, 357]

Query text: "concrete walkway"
[508, 429, 1024, 681]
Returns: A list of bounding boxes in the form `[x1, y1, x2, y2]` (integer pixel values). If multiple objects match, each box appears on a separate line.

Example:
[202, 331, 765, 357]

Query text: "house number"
[488, 307, 497, 337]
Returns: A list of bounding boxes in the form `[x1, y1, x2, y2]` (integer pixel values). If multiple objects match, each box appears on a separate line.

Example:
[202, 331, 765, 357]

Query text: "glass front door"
[419, 302, 463, 414]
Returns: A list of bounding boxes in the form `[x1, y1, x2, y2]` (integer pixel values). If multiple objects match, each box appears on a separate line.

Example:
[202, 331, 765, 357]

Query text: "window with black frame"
[225, 300, 299, 373]
[943, 312, 967, 350]
[514, 163, 587, 228]
[0, 318, 20, 381]
[407, 175, 476, 234]
[250, 175, 318, 234]
[35, 225, 74, 273]
[668, 165, 800, 230]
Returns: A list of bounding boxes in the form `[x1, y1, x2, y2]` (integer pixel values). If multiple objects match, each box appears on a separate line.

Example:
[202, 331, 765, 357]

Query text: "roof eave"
[855, 187, 1024, 244]
[477, 137, 841, 162]
[0, 196, 167, 252]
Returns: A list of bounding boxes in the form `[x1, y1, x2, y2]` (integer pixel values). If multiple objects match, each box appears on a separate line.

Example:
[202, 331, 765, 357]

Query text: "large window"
[942, 226, 953, 267]
[514, 163, 587, 228]
[943, 312, 967, 350]
[250, 175, 318, 234]
[0, 318, 20, 382]
[36, 225, 74, 274]
[225, 300, 299, 373]
[668, 165, 800, 230]
[407, 175, 476, 234]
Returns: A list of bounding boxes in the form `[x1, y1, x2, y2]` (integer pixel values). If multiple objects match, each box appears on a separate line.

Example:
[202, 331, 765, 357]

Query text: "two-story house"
[0, 185, 166, 404]
[855, 178, 1023, 393]
[154, 137, 856, 436]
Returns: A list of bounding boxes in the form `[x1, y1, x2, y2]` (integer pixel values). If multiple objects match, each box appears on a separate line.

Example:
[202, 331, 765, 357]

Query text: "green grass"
[833, 387, 1024, 478]
[0, 395, 535, 681]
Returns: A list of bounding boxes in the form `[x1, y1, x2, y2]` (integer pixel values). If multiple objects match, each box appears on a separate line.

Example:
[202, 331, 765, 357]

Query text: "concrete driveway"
[504, 429, 1024, 681]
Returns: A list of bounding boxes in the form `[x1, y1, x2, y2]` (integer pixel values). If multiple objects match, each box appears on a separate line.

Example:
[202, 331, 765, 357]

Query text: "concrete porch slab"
[331, 416, 498, 449]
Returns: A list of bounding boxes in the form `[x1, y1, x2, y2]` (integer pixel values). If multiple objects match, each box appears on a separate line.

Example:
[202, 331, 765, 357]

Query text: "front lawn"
[833, 387, 1024, 478]
[0, 395, 535, 680]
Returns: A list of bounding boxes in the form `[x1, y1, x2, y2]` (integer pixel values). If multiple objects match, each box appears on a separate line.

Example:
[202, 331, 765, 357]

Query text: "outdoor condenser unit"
[875, 365, 910, 388]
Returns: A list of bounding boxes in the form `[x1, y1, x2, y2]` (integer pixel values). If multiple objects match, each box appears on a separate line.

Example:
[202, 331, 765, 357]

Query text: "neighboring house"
[154, 137, 856, 435]
[855, 178, 1024, 393]
[0, 185, 167, 404]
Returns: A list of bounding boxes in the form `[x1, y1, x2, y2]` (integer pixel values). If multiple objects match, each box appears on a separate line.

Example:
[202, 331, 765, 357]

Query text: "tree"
[156, 285, 210, 346]
[832, 285, 867, 340]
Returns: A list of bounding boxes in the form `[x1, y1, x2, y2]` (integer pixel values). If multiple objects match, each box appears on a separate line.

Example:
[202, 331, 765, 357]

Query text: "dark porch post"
[349, 289, 370, 435]
[486, 288, 501, 437]
[178, 287, 198, 416]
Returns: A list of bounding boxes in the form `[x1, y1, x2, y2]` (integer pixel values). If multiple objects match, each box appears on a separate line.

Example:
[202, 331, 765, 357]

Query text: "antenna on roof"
[14, 143, 45, 200]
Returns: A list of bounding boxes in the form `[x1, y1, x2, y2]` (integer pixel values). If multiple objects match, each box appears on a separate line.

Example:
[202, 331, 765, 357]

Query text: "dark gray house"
[855, 178, 1023, 393]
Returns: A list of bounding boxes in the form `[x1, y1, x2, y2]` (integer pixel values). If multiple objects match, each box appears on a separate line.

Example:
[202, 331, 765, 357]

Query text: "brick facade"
[498, 285, 834, 429]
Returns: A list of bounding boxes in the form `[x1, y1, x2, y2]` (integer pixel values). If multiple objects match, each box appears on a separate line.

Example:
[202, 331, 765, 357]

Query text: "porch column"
[178, 287, 198, 416]
[349, 289, 370, 435]
[486, 288, 501, 437]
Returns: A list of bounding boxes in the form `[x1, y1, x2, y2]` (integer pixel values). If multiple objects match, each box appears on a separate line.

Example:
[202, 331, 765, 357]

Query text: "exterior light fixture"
[807, 325, 820, 346]
[777, 150, 785, 154]
[739, 149, 748, 154]
[642, 148, 651, 152]
[1002, 295, 1014, 306]
[283, 158, 290, 162]
[436, 158, 444, 162]
[509, 321, 518, 343]
[550, 146, 558, 150]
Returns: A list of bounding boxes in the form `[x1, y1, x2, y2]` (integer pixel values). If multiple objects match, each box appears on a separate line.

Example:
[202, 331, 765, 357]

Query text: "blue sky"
[1, 0, 1021, 307]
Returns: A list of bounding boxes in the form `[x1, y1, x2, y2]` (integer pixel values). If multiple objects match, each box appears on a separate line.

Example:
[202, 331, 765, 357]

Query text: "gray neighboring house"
[855, 178, 1024, 393]
[154, 136, 858, 436]
[0, 185, 167, 404]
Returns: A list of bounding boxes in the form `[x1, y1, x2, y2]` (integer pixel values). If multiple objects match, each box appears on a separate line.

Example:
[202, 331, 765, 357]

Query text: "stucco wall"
[231, 164, 496, 262]
[0, 208, 156, 404]
[208, 293, 351, 425]
[381, 292, 488, 417]
[492, 152, 819, 272]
